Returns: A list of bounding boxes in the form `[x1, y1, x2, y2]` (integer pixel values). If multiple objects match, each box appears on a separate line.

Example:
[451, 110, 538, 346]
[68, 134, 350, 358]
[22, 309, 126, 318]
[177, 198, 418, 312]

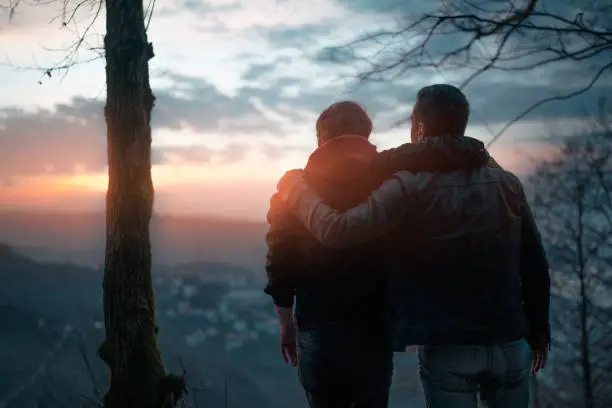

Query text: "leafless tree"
[320, 0, 612, 146]
[1, 1, 186, 407]
[528, 100, 612, 408]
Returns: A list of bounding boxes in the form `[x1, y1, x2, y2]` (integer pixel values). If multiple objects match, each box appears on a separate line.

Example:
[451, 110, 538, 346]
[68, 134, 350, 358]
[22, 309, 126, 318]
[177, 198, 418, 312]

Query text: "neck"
[417, 133, 464, 142]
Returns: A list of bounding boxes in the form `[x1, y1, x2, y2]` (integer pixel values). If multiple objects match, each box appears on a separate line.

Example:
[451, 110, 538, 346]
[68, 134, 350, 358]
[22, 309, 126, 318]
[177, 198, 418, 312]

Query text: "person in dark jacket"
[273, 85, 551, 408]
[264, 100, 490, 408]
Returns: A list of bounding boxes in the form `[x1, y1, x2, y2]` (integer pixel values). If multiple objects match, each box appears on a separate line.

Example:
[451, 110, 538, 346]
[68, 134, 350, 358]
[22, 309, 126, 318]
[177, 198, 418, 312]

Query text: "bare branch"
[529, 102, 612, 405]
[321, 0, 612, 145]
[145, 0, 155, 30]
[486, 61, 612, 148]
[1, 0, 105, 82]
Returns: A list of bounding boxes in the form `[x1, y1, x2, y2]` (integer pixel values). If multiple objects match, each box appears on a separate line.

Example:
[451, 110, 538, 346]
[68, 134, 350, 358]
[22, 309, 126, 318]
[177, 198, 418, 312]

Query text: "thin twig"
[317, 0, 612, 146]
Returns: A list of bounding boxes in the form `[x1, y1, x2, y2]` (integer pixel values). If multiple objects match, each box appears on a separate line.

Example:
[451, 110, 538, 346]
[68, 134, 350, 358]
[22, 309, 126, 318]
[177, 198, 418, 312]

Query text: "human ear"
[317, 130, 328, 144]
[414, 122, 425, 142]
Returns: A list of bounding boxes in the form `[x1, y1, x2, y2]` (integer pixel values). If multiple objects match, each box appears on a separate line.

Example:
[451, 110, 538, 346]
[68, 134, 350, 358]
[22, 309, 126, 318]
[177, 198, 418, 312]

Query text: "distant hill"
[0, 243, 102, 325]
[0, 244, 309, 408]
[0, 212, 267, 272]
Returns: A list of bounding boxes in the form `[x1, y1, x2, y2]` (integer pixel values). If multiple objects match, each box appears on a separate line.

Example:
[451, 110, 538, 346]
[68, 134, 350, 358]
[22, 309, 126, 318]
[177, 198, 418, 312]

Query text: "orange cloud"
[0, 148, 303, 219]
[0, 94, 292, 184]
[0, 170, 277, 221]
[488, 140, 562, 174]
[0, 138, 560, 220]
[0, 174, 103, 212]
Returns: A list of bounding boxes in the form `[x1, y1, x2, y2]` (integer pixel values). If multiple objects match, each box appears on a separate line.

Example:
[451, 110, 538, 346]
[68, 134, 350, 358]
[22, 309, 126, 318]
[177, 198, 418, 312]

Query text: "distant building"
[224, 288, 267, 306]
[182, 284, 198, 299]
[224, 332, 251, 353]
[186, 328, 207, 347]
[177, 300, 191, 314]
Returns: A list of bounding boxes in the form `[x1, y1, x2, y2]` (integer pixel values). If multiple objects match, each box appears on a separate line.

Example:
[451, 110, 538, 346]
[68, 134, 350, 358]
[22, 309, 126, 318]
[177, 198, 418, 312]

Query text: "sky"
[0, 0, 609, 221]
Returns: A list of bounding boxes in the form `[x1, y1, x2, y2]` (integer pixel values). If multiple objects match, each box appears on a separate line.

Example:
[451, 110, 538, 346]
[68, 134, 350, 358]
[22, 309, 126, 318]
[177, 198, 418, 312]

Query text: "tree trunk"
[579, 274, 593, 408]
[98, 1, 185, 407]
[576, 190, 594, 408]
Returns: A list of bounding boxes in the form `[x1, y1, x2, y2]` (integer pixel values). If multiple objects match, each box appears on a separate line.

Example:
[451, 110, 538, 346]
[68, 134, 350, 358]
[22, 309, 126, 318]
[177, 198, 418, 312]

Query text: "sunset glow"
[0, 1, 602, 220]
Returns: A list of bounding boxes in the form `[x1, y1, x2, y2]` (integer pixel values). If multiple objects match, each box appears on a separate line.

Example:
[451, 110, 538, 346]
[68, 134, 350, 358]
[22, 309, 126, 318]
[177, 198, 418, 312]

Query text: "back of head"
[316, 101, 372, 144]
[412, 84, 470, 140]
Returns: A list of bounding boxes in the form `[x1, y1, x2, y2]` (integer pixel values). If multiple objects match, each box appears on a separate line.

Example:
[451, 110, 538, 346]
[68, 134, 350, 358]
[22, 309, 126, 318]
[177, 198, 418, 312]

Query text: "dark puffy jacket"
[266, 135, 387, 330]
[276, 135, 551, 350]
[265, 135, 491, 333]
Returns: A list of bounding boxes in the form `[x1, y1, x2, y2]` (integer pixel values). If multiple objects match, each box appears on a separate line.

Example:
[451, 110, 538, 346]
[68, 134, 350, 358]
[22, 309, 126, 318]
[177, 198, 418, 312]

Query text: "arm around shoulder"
[281, 172, 413, 250]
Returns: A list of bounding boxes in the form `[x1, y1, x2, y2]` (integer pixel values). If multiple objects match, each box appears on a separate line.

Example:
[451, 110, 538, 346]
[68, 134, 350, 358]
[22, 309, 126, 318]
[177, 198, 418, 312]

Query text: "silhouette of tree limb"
[321, 0, 612, 145]
[0, 0, 157, 83]
[77, 335, 103, 404]
[487, 60, 612, 147]
[0, 0, 104, 82]
[3, 1, 186, 407]
[528, 101, 612, 407]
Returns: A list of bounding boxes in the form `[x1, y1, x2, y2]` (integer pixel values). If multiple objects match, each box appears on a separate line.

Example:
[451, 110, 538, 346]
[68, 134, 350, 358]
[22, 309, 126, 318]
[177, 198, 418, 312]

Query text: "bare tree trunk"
[579, 275, 594, 408]
[97, 1, 185, 407]
[577, 190, 594, 408]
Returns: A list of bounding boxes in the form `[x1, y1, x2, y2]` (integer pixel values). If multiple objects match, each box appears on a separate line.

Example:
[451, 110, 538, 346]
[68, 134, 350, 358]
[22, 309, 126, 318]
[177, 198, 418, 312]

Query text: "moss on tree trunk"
[98, 1, 185, 407]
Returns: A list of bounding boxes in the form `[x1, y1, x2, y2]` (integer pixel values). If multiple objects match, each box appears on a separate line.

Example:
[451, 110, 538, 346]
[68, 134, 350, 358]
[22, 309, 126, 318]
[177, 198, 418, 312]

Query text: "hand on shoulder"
[268, 192, 285, 216]
[277, 169, 305, 197]
[266, 169, 305, 222]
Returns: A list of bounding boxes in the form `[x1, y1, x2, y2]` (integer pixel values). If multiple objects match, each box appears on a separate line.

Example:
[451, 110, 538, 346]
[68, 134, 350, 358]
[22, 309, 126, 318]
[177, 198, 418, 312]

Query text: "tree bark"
[577, 187, 594, 408]
[98, 1, 185, 407]
[579, 272, 594, 408]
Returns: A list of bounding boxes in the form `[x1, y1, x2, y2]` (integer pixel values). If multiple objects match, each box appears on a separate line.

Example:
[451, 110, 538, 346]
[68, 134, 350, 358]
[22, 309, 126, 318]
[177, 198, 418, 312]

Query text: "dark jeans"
[417, 338, 531, 408]
[297, 319, 393, 408]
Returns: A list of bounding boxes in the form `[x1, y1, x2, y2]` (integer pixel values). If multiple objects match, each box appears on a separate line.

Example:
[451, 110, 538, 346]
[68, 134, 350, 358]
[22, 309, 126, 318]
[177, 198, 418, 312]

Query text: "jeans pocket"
[502, 338, 531, 382]
[418, 345, 479, 371]
[297, 336, 337, 393]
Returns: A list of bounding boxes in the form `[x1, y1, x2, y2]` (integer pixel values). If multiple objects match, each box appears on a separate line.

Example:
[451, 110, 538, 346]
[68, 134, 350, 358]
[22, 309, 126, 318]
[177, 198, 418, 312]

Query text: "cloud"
[0, 74, 288, 180]
[0, 99, 108, 179]
[488, 139, 562, 175]
[0, 176, 277, 221]
[255, 24, 334, 48]
[179, 0, 241, 15]
[235, 46, 612, 132]
[178, 0, 351, 30]
[153, 72, 282, 136]
[331, 0, 438, 16]
[2, 62, 608, 183]
[158, 144, 249, 165]
[2, 0, 610, 185]
[240, 56, 294, 81]
[225, 0, 611, 131]
[158, 142, 309, 165]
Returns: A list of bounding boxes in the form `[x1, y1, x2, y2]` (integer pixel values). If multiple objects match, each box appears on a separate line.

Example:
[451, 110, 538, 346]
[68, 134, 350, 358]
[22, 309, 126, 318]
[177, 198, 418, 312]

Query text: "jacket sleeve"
[264, 193, 302, 308]
[519, 192, 552, 349]
[280, 172, 412, 250]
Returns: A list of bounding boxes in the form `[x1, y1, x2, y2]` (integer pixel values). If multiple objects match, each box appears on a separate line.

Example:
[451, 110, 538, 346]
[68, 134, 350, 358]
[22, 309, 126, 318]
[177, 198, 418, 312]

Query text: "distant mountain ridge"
[0, 242, 102, 325]
[0, 243, 309, 408]
[0, 212, 268, 272]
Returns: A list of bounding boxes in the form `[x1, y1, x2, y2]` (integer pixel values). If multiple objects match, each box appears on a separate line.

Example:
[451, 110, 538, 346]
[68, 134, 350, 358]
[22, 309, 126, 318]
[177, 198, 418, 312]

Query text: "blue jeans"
[417, 338, 531, 408]
[297, 319, 393, 408]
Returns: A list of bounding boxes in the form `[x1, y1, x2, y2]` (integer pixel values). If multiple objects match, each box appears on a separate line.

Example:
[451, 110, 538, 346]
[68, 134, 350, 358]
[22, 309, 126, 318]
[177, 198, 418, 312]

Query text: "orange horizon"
[0, 140, 560, 220]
